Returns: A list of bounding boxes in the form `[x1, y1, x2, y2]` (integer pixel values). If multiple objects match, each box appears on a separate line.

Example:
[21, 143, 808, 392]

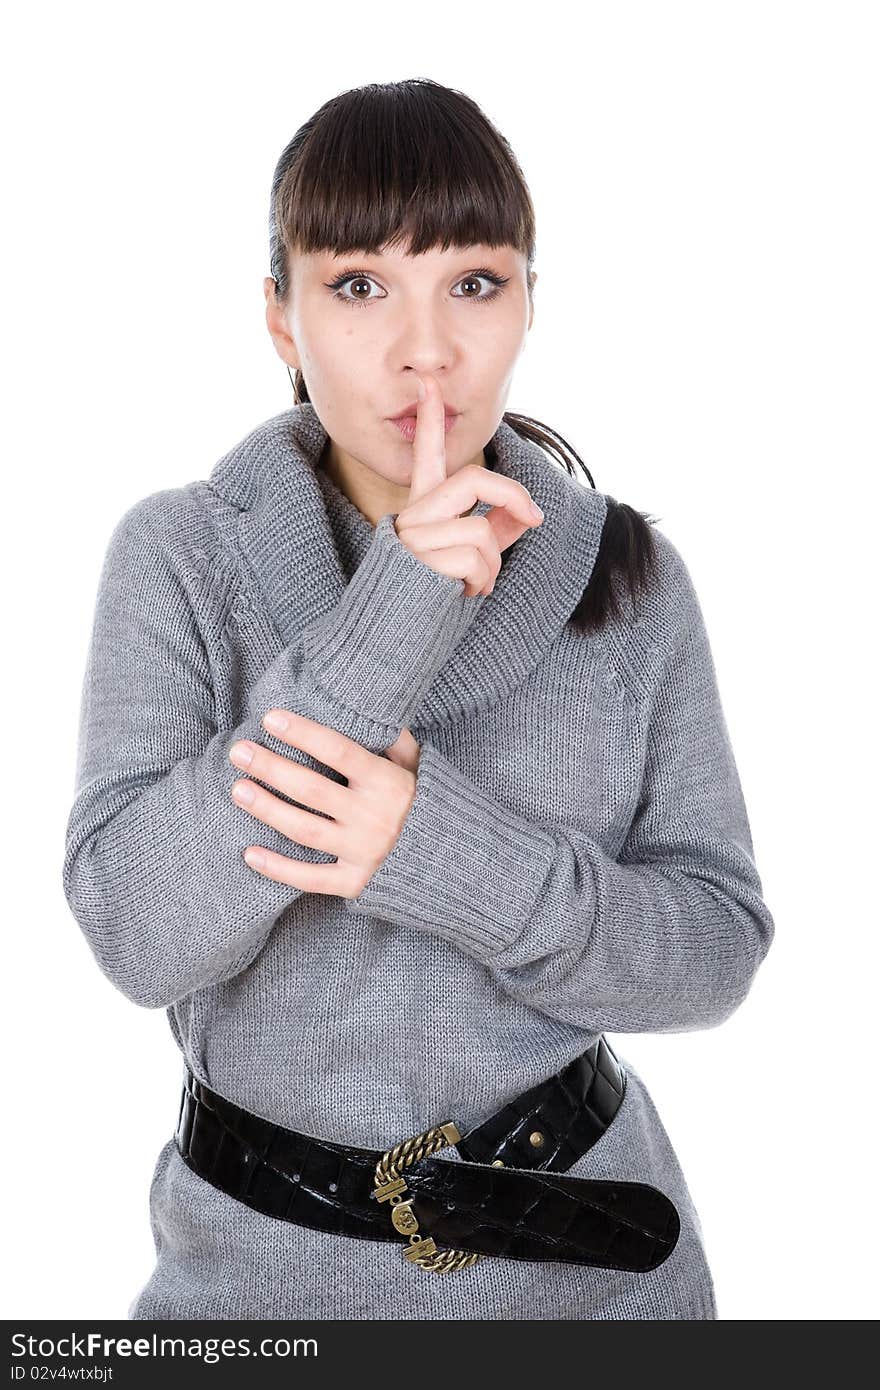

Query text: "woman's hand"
[228, 711, 421, 894]
[393, 370, 545, 598]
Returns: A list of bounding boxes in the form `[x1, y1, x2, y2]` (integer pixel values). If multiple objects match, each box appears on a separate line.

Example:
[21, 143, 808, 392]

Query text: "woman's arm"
[345, 553, 775, 1034]
[62, 494, 479, 1010]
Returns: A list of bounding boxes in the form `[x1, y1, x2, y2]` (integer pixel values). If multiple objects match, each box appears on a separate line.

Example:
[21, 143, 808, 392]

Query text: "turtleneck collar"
[206, 402, 607, 728]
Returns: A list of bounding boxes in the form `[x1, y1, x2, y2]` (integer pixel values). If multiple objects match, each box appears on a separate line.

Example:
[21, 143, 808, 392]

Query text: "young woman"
[63, 78, 775, 1321]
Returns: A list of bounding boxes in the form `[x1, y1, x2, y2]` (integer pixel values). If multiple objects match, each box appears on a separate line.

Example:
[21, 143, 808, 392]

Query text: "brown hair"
[267, 78, 659, 632]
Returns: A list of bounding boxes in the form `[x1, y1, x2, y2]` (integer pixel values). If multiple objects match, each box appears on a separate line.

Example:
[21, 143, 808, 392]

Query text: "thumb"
[384, 727, 421, 773]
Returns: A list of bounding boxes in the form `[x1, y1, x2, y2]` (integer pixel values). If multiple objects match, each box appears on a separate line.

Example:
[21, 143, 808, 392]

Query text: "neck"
[319, 437, 488, 527]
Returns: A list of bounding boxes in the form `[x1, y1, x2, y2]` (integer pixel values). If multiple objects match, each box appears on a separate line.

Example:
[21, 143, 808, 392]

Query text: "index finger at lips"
[403, 465, 541, 531]
[260, 710, 371, 779]
[407, 371, 447, 505]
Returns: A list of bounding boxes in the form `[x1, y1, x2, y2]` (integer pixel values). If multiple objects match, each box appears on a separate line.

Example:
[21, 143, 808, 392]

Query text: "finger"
[469, 512, 535, 595]
[395, 513, 501, 594]
[393, 542, 493, 595]
[481, 504, 536, 555]
[230, 732, 349, 820]
[259, 709, 374, 782]
[241, 846, 351, 894]
[400, 460, 543, 533]
[231, 777, 347, 856]
[407, 370, 447, 505]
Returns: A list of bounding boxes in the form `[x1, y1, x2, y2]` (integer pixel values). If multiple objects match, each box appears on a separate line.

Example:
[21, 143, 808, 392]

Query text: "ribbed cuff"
[346, 739, 559, 960]
[302, 512, 482, 726]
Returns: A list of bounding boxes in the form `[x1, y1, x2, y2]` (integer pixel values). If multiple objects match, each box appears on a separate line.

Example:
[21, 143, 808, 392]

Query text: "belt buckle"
[371, 1118, 484, 1275]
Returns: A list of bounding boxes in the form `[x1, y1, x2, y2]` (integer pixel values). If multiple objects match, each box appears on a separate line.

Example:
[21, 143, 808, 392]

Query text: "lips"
[388, 402, 459, 420]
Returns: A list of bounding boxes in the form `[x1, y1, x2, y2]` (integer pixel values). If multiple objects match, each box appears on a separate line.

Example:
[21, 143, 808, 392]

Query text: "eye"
[324, 271, 385, 308]
[451, 269, 510, 305]
[323, 267, 510, 310]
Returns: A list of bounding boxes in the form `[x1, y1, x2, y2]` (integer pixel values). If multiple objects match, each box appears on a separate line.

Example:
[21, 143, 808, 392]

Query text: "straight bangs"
[270, 79, 535, 270]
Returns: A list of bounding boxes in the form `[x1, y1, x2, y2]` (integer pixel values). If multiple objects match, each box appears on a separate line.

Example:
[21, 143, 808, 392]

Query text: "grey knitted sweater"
[62, 403, 774, 1320]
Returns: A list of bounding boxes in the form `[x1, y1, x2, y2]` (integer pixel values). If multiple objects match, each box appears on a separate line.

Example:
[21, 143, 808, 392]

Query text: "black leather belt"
[174, 1036, 680, 1275]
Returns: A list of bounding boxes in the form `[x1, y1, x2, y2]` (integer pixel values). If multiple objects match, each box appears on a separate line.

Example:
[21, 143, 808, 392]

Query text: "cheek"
[298, 308, 370, 366]
[469, 321, 523, 379]
[300, 343, 378, 416]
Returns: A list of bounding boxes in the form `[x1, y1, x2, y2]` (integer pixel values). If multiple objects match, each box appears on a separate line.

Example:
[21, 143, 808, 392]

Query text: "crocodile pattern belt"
[174, 1036, 680, 1275]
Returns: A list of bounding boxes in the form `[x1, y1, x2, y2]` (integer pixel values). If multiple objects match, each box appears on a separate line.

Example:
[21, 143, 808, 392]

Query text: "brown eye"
[324, 271, 386, 309]
[451, 270, 510, 305]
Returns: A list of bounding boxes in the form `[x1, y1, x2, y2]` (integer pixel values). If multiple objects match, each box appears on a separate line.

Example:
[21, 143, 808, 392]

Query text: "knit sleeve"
[62, 495, 479, 1011]
[344, 549, 775, 1034]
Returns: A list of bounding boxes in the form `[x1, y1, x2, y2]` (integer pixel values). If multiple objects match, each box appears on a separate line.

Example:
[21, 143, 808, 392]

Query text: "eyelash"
[323, 266, 510, 309]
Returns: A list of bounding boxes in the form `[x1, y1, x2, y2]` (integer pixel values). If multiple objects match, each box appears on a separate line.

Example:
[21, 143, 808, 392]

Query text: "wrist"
[302, 512, 481, 726]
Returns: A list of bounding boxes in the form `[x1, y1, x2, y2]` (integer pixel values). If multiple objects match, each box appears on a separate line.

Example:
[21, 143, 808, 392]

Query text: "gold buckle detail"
[372, 1119, 483, 1274]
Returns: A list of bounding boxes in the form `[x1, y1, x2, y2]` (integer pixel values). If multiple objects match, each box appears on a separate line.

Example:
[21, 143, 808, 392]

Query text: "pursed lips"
[389, 406, 460, 420]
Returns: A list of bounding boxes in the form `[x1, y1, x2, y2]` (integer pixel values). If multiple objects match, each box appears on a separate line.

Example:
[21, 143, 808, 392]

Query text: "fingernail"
[415, 378, 426, 401]
[229, 741, 254, 767]
[244, 848, 265, 869]
[530, 500, 544, 520]
[232, 781, 255, 805]
[263, 710, 288, 733]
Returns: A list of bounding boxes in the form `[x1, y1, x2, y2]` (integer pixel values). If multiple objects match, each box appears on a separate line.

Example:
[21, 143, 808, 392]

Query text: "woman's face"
[264, 241, 535, 491]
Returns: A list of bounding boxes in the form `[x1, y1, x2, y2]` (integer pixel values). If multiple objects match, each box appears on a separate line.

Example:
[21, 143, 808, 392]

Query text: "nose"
[403, 365, 448, 387]
[394, 307, 457, 381]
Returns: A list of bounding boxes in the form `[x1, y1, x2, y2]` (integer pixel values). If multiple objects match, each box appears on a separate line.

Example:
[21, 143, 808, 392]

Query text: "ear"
[264, 279, 300, 369]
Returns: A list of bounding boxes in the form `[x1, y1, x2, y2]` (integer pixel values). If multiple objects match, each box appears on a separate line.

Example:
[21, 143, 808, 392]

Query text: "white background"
[2, 0, 877, 1323]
